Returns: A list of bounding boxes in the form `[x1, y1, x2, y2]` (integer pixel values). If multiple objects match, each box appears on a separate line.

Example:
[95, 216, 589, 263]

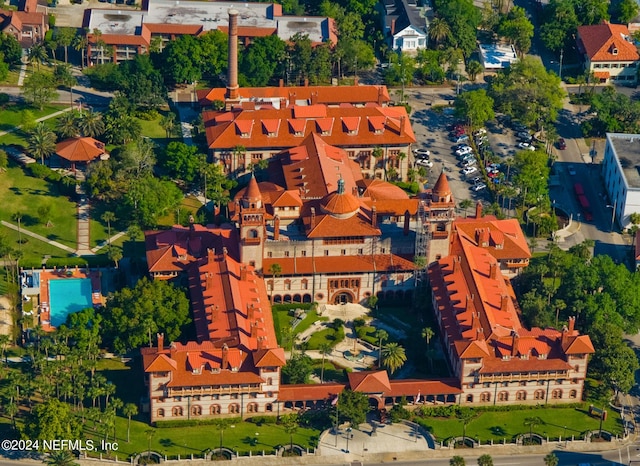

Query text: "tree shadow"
[241, 436, 259, 447]
[158, 439, 174, 448]
[489, 426, 507, 436]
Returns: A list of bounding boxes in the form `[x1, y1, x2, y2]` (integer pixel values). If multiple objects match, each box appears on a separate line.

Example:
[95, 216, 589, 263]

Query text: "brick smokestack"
[475, 201, 483, 219]
[274, 216, 280, 241]
[226, 9, 240, 101]
[371, 205, 377, 227]
[157, 333, 164, 351]
[511, 331, 519, 357]
[221, 343, 229, 370]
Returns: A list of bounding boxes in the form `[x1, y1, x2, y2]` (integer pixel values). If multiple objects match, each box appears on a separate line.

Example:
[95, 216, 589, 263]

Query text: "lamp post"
[606, 199, 617, 232]
[345, 427, 352, 453]
[559, 48, 564, 81]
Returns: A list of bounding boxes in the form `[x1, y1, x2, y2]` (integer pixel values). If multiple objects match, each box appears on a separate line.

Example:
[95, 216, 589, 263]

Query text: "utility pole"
[559, 49, 564, 81]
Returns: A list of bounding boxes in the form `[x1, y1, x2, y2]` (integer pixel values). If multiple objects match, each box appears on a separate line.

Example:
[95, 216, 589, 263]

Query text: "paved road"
[0, 85, 113, 108]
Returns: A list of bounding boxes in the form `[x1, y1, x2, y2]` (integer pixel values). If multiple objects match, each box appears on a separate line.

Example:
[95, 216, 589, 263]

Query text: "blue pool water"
[49, 278, 93, 327]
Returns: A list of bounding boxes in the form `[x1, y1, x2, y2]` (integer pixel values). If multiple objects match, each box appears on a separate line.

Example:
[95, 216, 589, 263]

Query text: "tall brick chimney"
[568, 316, 575, 333]
[221, 343, 229, 370]
[475, 201, 483, 219]
[489, 262, 498, 280]
[500, 294, 509, 312]
[310, 207, 316, 229]
[157, 333, 164, 351]
[274, 216, 280, 241]
[511, 331, 519, 357]
[226, 9, 240, 101]
[240, 265, 247, 281]
[371, 205, 377, 227]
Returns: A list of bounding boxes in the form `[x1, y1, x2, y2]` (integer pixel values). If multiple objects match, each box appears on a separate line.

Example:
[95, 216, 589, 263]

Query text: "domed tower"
[319, 178, 360, 219]
[239, 174, 266, 271]
[424, 169, 456, 264]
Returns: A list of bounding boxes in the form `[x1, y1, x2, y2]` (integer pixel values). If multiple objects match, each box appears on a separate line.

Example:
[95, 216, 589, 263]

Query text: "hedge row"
[155, 417, 243, 428]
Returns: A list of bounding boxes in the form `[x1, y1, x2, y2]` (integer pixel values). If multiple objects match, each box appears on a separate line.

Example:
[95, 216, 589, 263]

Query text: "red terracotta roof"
[341, 116, 360, 132]
[56, 137, 106, 162]
[278, 383, 345, 402]
[348, 370, 391, 393]
[143, 23, 203, 35]
[244, 175, 262, 202]
[262, 119, 281, 135]
[253, 348, 286, 367]
[594, 71, 611, 79]
[577, 22, 639, 62]
[145, 353, 177, 372]
[453, 217, 531, 262]
[200, 84, 390, 107]
[217, 25, 277, 38]
[320, 191, 361, 216]
[387, 378, 462, 397]
[432, 170, 452, 197]
[564, 335, 595, 354]
[203, 104, 415, 151]
[478, 358, 572, 374]
[262, 253, 415, 276]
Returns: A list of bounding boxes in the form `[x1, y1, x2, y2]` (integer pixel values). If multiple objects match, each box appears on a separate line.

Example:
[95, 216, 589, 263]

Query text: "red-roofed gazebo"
[55, 137, 109, 172]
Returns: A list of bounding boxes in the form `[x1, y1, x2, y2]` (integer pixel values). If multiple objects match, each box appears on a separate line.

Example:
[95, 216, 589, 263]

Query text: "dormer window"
[520, 353, 529, 360]
[612, 47, 618, 55]
[295, 130, 304, 137]
[502, 355, 511, 361]
[192, 368, 201, 375]
[538, 353, 547, 360]
[495, 243, 503, 250]
[374, 128, 384, 135]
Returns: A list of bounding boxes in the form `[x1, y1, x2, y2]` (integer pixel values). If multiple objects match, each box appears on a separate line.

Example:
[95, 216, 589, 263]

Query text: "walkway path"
[75, 183, 92, 256]
[175, 104, 199, 146]
[16, 49, 27, 86]
[0, 107, 75, 138]
[91, 231, 127, 254]
[0, 220, 76, 254]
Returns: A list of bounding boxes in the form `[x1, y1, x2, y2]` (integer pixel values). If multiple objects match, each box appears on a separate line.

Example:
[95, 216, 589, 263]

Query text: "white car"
[416, 158, 433, 167]
[413, 148, 431, 158]
[461, 159, 476, 168]
[472, 183, 487, 191]
[517, 142, 535, 151]
[472, 128, 487, 137]
[462, 166, 478, 175]
[455, 147, 473, 157]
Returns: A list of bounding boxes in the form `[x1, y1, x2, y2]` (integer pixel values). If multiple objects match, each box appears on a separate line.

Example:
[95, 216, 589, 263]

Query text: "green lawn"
[416, 406, 623, 443]
[0, 131, 29, 148]
[312, 360, 350, 383]
[0, 103, 67, 133]
[0, 68, 20, 86]
[137, 109, 181, 148]
[306, 325, 345, 350]
[156, 195, 205, 228]
[271, 304, 320, 350]
[0, 161, 77, 251]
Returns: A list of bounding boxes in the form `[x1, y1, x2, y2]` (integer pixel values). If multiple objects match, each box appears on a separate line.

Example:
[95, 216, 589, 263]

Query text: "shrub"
[155, 417, 242, 428]
[45, 258, 89, 268]
[48, 15, 55, 27]
[393, 181, 420, 195]
[247, 416, 277, 426]
[389, 403, 411, 422]
[27, 163, 52, 179]
[135, 109, 159, 120]
[0, 93, 9, 107]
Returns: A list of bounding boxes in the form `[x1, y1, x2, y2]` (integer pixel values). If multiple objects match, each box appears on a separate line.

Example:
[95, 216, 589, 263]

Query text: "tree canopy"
[582, 86, 640, 136]
[100, 277, 191, 353]
[489, 57, 565, 128]
[454, 89, 495, 129]
[281, 352, 314, 384]
[336, 389, 369, 426]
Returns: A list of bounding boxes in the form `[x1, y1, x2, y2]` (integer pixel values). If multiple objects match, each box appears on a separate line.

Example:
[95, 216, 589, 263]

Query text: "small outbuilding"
[55, 137, 109, 172]
[478, 43, 519, 70]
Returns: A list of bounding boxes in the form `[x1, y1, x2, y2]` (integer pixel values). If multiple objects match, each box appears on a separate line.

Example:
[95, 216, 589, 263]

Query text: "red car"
[557, 138, 566, 150]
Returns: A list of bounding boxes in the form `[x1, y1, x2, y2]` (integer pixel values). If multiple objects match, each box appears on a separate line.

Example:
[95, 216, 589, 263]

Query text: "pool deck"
[38, 268, 103, 332]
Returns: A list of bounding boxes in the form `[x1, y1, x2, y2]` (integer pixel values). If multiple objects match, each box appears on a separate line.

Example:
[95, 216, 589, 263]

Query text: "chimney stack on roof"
[568, 316, 575, 333]
[221, 343, 229, 370]
[371, 205, 377, 227]
[207, 248, 215, 263]
[475, 201, 483, 219]
[500, 294, 509, 312]
[157, 333, 164, 351]
[489, 262, 498, 280]
[400, 116, 405, 136]
[273, 216, 280, 241]
[240, 265, 247, 281]
[226, 9, 240, 101]
[377, 86, 384, 106]
[247, 304, 254, 321]
[251, 322, 258, 339]
[310, 207, 316, 229]
[511, 331, 519, 357]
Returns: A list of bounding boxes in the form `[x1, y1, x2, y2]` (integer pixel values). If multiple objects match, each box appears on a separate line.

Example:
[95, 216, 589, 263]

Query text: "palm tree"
[160, 113, 177, 139]
[29, 122, 57, 166]
[466, 60, 483, 82]
[477, 454, 493, 466]
[232, 144, 246, 174]
[421, 327, 434, 346]
[28, 43, 47, 71]
[5, 400, 18, 430]
[523, 416, 544, 444]
[458, 410, 474, 443]
[120, 402, 138, 443]
[73, 33, 89, 69]
[381, 342, 407, 374]
[101, 211, 115, 246]
[450, 457, 466, 466]
[459, 199, 474, 218]
[44, 450, 79, 466]
[78, 110, 105, 138]
[428, 17, 451, 48]
[319, 343, 332, 383]
[397, 151, 407, 179]
[375, 329, 388, 368]
[108, 247, 123, 269]
[56, 111, 79, 138]
[12, 211, 23, 252]
[543, 453, 558, 466]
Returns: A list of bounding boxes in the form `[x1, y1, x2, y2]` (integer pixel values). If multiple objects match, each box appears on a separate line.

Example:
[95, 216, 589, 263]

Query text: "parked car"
[416, 158, 433, 167]
[472, 128, 487, 137]
[455, 146, 473, 157]
[512, 122, 528, 132]
[517, 142, 535, 151]
[462, 166, 478, 175]
[452, 135, 470, 144]
[471, 183, 487, 191]
[413, 148, 431, 158]
[470, 176, 482, 184]
[459, 155, 475, 164]
[557, 138, 566, 150]
[453, 144, 471, 151]
[461, 159, 477, 168]
[517, 131, 532, 142]
[450, 128, 466, 137]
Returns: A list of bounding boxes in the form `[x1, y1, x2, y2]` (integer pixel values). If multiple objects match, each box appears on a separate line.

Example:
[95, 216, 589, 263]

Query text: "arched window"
[534, 390, 545, 400]
[172, 406, 183, 417]
[248, 229, 259, 239]
[466, 394, 473, 402]
[229, 403, 240, 414]
[516, 391, 527, 401]
[302, 294, 312, 303]
[293, 294, 301, 302]
[247, 403, 259, 413]
[273, 295, 282, 303]
[284, 294, 292, 303]
[266, 378, 273, 385]
[569, 390, 577, 399]
[191, 405, 202, 416]
[157, 408, 165, 417]
[210, 404, 221, 415]
[498, 391, 509, 402]
[552, 389, 563, 399]
[480, 392, 491, 402]
[265, 403, 273, 412]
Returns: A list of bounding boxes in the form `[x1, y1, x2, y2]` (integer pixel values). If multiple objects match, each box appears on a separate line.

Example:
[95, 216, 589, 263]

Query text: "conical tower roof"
[432, 169, 452, 198]
[243, 174, 262, 203]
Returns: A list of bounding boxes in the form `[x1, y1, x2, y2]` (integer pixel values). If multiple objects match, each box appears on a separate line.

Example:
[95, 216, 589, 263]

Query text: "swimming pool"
[49, 278, 93, 327]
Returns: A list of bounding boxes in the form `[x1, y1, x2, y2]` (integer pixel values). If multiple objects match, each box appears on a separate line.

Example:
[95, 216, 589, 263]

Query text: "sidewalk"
[0, 106, 75, 138]
[0, 220, 76, 254]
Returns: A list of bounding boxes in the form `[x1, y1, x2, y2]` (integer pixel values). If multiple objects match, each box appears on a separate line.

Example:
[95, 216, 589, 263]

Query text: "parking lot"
[406, 88, 539, 213]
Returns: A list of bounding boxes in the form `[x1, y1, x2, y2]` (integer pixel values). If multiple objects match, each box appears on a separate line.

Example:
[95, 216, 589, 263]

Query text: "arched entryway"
[332, 290, 355, 304]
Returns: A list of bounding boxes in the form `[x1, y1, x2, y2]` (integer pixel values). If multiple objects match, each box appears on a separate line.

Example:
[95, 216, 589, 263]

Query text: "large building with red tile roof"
[428, 205, 594, 405]
[143, 224, 285, 422]
[0, 0, 47, 46]
[226, 133, 439, 305]
[577, 21, 640, 85]
[83, 0, 335, 64]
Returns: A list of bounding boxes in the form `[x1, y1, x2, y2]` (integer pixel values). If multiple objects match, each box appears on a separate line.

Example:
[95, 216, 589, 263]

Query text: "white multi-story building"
[602, 133, 640, 229]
